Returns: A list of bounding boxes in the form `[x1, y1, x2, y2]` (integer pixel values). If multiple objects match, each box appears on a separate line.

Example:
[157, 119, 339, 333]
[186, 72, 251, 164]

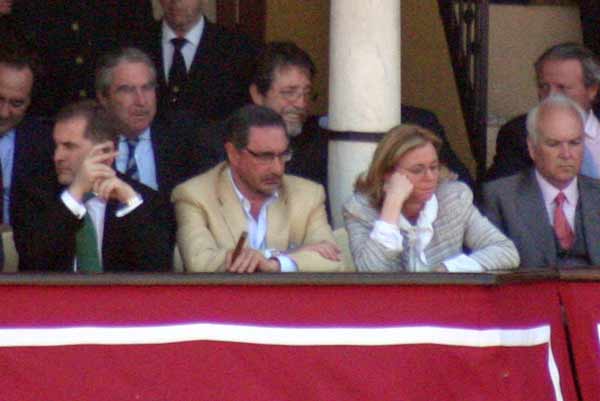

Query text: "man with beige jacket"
[171, 105, 347, 273]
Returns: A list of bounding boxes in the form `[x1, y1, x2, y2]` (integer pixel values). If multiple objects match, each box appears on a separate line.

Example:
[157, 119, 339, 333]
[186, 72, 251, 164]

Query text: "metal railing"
[438, 0, 489, 180]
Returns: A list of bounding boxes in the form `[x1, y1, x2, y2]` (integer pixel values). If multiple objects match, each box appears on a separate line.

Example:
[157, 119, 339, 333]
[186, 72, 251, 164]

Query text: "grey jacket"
[343, 180, 519, 272]
[482, 170, 600, 268]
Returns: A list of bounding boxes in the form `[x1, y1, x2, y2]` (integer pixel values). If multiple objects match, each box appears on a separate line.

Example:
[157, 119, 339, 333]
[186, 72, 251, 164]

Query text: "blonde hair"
[355, 124, 442, 208]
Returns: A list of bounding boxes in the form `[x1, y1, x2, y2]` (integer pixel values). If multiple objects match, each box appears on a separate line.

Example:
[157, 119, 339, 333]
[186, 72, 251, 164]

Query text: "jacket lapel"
[518, 171, 557, 266]
[187, 19, 214, 80]
[579, 176, 600, 264]
[217, 165, 249, 243]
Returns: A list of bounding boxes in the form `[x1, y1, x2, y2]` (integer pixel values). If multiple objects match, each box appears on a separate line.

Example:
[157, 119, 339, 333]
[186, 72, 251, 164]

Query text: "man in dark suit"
[10, 0, 155, 118]
[95, 47, 219, 198]
[136, 0, 258, 122]
[0, 45, 54, 227]
[581, 0, 600, 58]
[14, 100, 172, 272]
[485, 42, 600, 182]
[482, 95, 600, 269]
[249, 42, 473, 192]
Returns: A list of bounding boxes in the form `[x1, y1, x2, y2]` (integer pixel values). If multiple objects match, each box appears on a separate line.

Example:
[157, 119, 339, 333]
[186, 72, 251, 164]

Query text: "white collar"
[585, 110, 600, 139]
[228, 169, 279, 214]
[398, 195, 439, 265]
[120, 127, 151, 143]
[535, 169, 578, 207]
[162, 15, 204, 48]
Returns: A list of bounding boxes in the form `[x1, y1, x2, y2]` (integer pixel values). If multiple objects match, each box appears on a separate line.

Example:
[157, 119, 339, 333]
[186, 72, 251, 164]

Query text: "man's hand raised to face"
[68, 141, 118, 201]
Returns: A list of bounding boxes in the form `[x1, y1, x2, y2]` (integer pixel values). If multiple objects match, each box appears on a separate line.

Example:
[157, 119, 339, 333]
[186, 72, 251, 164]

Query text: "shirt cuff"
[263, 249, 298, 272]
[370, 220, 404, 251]
[115, 193, 143, 218]
[276, 255, 298, 273]
[443, 254, 484, 273]
[61, 190, 86, 219]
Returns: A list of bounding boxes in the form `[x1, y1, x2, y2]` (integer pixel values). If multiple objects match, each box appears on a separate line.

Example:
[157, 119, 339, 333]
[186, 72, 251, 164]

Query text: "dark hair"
[535, 42, 600, 89]
[252, 41, 316, 95]
[0, 42, 40, 80]
[224, 104, 287, 149]
[55, 100, 124, 145]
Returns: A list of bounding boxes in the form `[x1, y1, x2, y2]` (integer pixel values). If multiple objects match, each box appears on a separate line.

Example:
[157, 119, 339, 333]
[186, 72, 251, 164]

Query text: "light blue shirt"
[161, 15, 205, 82]
[0, 129, 15, 224]
[229, 171, 298, 272]
[116, 128, 158, 191]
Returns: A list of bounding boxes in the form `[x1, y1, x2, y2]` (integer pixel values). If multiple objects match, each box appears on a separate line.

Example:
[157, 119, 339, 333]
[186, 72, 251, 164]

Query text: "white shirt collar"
[585, 110, 600, 139]
[228, 169, 279, 215]
[120, 127, 151, 143]
[535, 169, 578, 207]
[162, 15, 204, 48]
[0, 128, 15, 140]
[398, 195, 439, 266]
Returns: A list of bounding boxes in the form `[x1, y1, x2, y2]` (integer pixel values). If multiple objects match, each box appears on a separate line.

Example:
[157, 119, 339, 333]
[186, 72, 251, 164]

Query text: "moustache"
[283, 108, 307, 119]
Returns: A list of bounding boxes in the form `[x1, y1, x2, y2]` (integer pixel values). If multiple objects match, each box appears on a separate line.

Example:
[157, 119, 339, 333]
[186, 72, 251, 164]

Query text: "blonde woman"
[343, 125, 519, 272]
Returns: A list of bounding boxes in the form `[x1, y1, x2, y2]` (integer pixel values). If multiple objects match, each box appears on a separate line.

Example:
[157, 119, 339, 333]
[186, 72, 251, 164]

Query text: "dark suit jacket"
[9, 116, 55, 226]
[483, 114, 531, 182]
[138, 19, 259, 123]
[149, 117, 222, 197]
[286, 116, 329, 190]
[12, 1, 155, 118]
[286, 106, 474, 191]
[14, 173, 173, 272]
[482, 170, 600, 268]
[581, 0, 600, 58]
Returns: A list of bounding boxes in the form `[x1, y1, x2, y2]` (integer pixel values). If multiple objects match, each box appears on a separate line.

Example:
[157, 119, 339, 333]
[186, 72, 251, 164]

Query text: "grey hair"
[534, 42, 600, 89]
[95, 47, 157, 96]
[526, 94, 586, 144]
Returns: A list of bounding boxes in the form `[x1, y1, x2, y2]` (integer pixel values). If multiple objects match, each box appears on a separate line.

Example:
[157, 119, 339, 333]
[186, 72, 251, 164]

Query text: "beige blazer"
[171, 162, 347, 272]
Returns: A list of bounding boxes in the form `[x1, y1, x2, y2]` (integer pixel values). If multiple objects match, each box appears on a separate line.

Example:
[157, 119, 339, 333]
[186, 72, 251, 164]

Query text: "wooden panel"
[217, 0, 266, 42]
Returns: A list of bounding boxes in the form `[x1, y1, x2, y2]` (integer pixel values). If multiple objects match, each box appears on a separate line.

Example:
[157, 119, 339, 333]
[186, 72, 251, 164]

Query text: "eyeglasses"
[397, 164, 441, 177]
[244, 148, 293, 164]
[278, 88, 316, 102]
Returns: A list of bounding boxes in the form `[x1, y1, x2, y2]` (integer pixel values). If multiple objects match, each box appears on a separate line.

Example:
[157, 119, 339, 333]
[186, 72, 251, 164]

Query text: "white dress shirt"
[116, 128, 158, 191]
[161, 16, 205, 82]
[229, 171, 298, 272]
[370, 194, 484, 272]
[0, 129, 15, 224]
[535, 170, 578, 231]
[61, 189, 143, 271]
[582, 111, 600, 178]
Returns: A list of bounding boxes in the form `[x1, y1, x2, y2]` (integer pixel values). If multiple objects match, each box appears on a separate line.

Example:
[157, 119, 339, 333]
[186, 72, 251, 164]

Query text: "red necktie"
[554, 192, 574, 250]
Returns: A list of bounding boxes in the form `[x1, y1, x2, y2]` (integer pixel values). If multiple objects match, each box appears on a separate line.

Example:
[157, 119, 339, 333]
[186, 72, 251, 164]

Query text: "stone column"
[328, 0, 402, 228]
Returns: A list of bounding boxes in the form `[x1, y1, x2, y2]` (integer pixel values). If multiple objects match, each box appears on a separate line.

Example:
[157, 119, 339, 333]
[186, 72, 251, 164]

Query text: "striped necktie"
[125, 138, 139, 181]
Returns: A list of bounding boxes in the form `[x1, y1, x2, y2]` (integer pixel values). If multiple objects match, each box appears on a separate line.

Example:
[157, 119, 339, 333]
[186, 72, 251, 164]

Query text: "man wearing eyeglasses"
[248, 41, 473, 196]
[249, 42, 327, 190]
[171, 104, 347, 273]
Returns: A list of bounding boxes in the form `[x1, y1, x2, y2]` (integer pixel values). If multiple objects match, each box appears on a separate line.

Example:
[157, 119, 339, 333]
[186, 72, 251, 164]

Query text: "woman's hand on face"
[383, 171, 413, 204]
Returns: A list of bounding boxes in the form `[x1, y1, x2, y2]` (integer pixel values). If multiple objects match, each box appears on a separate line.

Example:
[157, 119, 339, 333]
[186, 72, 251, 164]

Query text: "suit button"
[172, 85, 180, 93]
[75, 56, 84, 65]
[71, 22, 80, 32]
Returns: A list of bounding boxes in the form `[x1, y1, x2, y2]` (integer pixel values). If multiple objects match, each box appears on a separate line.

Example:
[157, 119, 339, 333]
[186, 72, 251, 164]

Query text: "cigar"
[231, 231, 248, 263]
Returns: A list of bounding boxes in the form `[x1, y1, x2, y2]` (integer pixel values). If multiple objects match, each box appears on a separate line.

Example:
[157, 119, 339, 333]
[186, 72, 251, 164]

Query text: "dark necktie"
[554, 192, 574, 250]
[75, 209, 101, 273]
[125, 138, 139, 182]
[168, 37, 188, 105]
